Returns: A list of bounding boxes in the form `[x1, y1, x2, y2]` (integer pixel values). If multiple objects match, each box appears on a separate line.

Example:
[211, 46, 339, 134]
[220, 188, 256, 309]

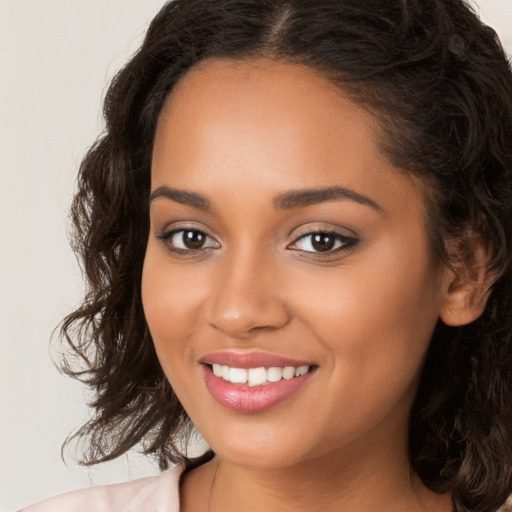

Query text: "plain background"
[0, 1, 511, 510]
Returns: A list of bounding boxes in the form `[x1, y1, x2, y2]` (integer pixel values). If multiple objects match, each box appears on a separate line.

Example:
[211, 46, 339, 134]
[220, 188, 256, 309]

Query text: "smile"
[212, 364, 310, 386]
[199, 353, 316, 413]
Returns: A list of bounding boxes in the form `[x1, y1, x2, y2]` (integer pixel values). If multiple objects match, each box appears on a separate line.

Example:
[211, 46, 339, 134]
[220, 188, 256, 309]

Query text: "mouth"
[199, 353, 317, 413]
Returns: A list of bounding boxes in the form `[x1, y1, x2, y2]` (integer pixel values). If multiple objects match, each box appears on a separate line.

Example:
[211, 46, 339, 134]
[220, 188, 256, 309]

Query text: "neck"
[180, 436, 452, 512]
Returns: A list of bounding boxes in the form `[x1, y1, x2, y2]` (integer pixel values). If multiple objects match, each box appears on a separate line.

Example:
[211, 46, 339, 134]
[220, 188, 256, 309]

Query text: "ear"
[439, 236, 495, 327]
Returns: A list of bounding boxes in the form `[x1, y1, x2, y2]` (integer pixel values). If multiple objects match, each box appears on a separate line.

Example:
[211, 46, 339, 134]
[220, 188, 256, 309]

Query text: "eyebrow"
[148, 185, 382, 213]
[274, 186, 382, 212]
[149, 186, 213, 212]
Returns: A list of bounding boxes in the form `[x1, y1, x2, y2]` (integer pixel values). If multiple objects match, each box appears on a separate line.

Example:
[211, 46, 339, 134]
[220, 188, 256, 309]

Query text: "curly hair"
[60, 1, 512, 511]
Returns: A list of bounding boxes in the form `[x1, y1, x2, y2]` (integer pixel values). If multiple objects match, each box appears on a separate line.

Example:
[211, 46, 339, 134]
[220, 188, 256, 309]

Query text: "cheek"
[287, 264, 439, 445]
[287, 243, 441, 389]
[141, 248, 206, 372]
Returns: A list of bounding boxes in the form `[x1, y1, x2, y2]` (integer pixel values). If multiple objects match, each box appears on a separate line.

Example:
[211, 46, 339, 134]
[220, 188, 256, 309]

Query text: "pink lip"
[199, 352, 316, 413]
[200, 351, 313, 369]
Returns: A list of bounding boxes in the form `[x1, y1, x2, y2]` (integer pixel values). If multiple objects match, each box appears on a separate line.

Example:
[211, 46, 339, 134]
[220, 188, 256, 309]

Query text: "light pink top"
[18, 463, 512, 512]
[20, 464, 184, 512]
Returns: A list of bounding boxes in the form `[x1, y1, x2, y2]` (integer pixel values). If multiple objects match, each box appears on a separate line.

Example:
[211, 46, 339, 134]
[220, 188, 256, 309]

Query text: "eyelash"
[290, 230, 359, 258]
[156, 228, 219, 256]
[156, 228, 359, 258]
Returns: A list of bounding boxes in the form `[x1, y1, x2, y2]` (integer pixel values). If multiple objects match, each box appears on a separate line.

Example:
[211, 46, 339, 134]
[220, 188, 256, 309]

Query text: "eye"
[157, 228, 220, 254]
[289, 231, 358, 255]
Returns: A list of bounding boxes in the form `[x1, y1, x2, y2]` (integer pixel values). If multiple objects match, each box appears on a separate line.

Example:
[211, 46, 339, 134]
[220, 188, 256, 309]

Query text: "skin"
[142, 58, 483, 511]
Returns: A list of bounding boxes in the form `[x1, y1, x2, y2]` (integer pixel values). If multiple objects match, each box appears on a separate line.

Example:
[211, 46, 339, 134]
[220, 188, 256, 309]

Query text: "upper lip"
[199, 351, 313, 369]
[199, 351, 315, 369]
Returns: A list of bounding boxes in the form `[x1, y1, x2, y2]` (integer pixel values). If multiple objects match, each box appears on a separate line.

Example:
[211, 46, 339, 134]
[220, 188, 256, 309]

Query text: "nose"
[205, 249, 291, 339]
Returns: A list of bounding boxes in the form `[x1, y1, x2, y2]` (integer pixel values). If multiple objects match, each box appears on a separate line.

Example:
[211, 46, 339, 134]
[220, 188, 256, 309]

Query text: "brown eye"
[157, 228, 220, 253]
[182, 230, 206, 249]
[290, 230, 358, 255]
[311, 233, 336, 252]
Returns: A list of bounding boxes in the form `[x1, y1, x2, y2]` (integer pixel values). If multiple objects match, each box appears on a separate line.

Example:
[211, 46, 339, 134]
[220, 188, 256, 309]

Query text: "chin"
[212, 443, 308, 470]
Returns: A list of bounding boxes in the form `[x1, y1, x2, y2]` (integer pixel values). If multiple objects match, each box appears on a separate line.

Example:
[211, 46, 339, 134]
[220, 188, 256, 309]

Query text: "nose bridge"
[207, 242, 289, 338]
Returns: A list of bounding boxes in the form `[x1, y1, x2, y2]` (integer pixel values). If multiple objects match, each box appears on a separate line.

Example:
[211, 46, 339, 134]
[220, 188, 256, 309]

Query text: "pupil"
[312, 233, 335, 252]
[183, 231, 205, 249]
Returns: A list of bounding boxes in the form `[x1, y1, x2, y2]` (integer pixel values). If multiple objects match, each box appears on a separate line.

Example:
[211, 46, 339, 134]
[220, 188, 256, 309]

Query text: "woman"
[21, 0, 512, 511]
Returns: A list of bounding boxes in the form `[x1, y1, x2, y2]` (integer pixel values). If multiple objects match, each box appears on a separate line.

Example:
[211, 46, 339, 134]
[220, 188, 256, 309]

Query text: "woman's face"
[142, 58, 452, 469]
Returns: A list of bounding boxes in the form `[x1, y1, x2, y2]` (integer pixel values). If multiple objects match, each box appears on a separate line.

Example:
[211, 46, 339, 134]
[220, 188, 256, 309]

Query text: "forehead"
[151, 57, 423, 216]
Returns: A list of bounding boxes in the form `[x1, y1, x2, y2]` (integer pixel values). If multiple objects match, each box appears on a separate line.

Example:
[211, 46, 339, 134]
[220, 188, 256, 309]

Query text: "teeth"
[248, 367, 267, 386]
[295, 366, 309, 377]
[211, 364, 310, 386]
[282, 366, 295, 380]
[229, 367, 248, 383]
[267, 367, 283, 382]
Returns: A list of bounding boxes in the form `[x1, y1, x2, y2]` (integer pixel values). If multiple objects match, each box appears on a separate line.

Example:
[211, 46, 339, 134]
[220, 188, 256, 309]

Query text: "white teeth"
[211, 364, 311, 385]
[248, 367, 267, 386]
[229, 367, 248, 383]
[295, 365, 309, 377]
[267, 367, 283, 382]
[282, 366, 295, 380]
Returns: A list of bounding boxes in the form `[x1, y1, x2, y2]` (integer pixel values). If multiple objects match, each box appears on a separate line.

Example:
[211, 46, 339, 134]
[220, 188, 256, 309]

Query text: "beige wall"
[1, 1, 511, 510]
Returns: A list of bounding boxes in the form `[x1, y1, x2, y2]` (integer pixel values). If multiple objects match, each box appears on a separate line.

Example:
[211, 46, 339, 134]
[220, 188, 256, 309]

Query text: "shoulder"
[19, 464, 184, 512]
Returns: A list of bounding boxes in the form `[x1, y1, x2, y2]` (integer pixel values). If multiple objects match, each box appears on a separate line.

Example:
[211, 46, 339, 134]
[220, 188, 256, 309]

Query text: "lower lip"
[201, 365, 315, 413]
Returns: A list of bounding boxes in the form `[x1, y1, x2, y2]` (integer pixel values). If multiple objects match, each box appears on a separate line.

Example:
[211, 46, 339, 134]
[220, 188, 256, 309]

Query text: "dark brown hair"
[60, 1, 512, 511]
